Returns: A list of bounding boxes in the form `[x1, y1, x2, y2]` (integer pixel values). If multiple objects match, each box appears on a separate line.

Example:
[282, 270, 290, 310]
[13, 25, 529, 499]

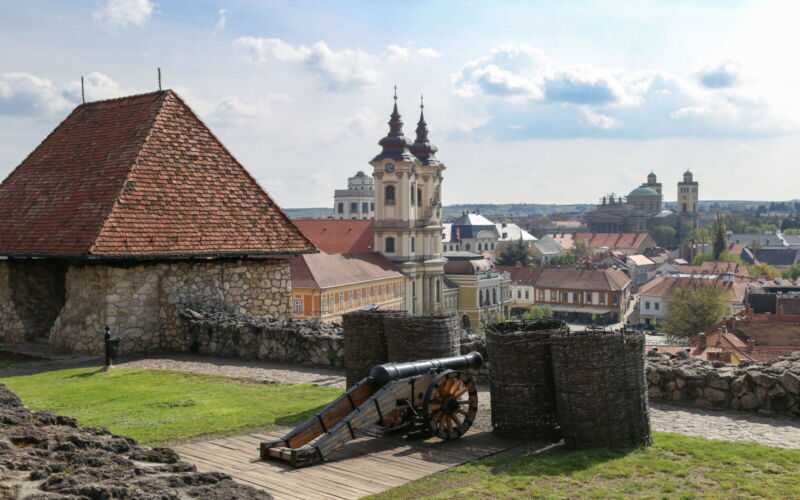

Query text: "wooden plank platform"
[173, 429, 522, 499]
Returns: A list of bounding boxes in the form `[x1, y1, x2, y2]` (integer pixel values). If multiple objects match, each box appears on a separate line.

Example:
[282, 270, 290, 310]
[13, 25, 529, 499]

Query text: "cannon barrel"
[368, 351, 483, 388]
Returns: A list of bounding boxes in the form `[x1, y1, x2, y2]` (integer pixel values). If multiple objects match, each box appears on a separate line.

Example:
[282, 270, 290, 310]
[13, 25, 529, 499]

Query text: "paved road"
[2, 350, 799, 450]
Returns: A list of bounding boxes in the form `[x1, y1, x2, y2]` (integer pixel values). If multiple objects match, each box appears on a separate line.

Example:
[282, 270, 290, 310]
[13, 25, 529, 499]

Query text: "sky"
[1, 0, 799, 208]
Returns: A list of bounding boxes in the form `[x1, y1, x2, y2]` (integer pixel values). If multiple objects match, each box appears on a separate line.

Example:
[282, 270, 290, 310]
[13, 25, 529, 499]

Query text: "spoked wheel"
[422, 370, 478, 440]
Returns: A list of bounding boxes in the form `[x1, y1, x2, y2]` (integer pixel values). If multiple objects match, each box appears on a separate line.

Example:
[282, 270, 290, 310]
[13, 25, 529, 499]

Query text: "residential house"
[442, 212, 536, 254]
[528, 236, 564, 264]
[290, 252, 405, 322]
[550, 232, 656, 255]
[627, 254, 656, 287]
[742, 247, 800, 271]
[637, 275, 746, 326]
[532, 267, 632, 322]
[496, 265, 544, 315]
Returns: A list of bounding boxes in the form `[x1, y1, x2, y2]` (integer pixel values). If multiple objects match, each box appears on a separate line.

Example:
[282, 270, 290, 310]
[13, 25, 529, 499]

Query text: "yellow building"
[290, 252, 406, 323]
[444, 252, 511, 331]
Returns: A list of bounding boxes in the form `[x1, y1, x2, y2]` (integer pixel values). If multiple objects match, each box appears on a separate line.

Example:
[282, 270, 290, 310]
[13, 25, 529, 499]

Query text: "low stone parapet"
[646, 351, 800, 417]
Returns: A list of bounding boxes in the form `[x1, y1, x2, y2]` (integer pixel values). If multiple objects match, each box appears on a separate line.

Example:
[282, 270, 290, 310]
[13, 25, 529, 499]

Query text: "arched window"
[385, 185, 395, 204]
[417, 188, 422, 206]
[682, 202, 687, 212]
[465, 243, 471, 251]
[478, 243, 482, 251]
[479, 290, 484, 304]
[385, 237, 395, 253]
[410, 236, 415, 253]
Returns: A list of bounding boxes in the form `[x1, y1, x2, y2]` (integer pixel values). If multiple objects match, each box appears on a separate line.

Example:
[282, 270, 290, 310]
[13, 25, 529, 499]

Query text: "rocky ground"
[0, 383, 272, 499]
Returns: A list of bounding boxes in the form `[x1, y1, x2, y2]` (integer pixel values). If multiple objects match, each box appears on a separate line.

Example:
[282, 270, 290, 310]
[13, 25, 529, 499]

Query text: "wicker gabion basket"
[550, 329, 652, 449]
[343, 311, 391, 387]
[385, 314, 460, 363]
[486, 319, 568, 440]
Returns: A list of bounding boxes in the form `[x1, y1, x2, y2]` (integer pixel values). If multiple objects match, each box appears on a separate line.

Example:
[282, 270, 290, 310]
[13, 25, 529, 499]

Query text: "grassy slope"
[1, 367, 342, 445]
[371, 433, 800, 500]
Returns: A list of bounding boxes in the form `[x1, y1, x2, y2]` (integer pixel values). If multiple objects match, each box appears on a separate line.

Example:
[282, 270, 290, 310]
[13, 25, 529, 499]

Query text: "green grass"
[370, 433, 800, 500]
[1, 367, 342, 445]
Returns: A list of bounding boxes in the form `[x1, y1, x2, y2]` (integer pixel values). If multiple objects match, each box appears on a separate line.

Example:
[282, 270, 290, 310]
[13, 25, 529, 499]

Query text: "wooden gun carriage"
[260, 352, 483, 468]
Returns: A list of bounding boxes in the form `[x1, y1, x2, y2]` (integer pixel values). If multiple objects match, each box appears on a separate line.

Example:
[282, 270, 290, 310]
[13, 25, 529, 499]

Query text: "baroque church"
[371, 93, 446, 316]
[585, 171, 699, 233]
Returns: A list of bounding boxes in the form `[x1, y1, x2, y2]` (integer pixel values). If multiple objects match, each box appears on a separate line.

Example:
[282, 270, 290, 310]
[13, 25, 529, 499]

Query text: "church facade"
[370, 94, 446, 316]
[586, 171, 699, 233]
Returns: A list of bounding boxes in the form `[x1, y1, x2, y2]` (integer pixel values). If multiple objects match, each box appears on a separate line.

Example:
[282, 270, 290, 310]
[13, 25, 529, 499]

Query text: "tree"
[496, 237, 530, 266]
[783, 264, 800, 281]
[749, 262, 780, 279]
[663, 284, 729, 339]
[554, 253, 576, 266]
[522, 305, 553, 320]
[693, 227, 712, 244]
[690, 250, 746, 266]
[651, 225, 677, 248]
[712, 213, 727, 260]
[573, 239, 590, 259]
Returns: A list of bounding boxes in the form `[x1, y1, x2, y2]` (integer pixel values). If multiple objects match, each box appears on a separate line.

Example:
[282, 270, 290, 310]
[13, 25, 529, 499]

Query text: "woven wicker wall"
[385, 314, 460, 363]
[551, 330, 652, 449]
[486, 319, 568, 440]
[342, 311, 391, 387]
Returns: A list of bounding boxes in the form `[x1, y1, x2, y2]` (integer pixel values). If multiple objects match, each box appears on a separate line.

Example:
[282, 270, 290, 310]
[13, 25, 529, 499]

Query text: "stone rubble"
[646, 350, 800, 416]
[0, 383, 269, 499]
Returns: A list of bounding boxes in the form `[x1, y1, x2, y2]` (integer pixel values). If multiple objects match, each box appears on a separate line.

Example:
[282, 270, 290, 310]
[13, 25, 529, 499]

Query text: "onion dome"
[410, 95, 442, 167]
[371, 87, 415, 163]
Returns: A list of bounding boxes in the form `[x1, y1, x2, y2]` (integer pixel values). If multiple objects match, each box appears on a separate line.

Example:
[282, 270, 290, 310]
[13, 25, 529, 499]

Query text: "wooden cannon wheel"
[422, 370, 478, 440]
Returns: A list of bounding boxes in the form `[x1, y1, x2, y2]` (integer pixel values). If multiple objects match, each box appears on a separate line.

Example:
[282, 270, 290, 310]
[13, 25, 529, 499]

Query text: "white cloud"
[579, 108, 617, 130]
[383, 45, 443, 62]
[0, 72, 130, 117]
[92, 0, 154, 30]
[0, 73, 71, 116]
[416, 47, 443, 59]
[311, 172, 332, 188]
[213, 8, 229, 34]
[235, 37, 380, 91]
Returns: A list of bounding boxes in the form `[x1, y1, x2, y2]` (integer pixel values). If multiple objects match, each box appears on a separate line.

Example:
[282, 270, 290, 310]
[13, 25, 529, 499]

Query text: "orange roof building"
[0, 90, 313, 353]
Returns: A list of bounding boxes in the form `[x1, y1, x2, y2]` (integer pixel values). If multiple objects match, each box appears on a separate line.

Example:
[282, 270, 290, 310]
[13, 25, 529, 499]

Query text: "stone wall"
[185, 312, 343, 367]
[0, 261, 26, 344]
[646, 351, 800, 417]
[48, 258, 291, 355]
[0, 260, 67, 343]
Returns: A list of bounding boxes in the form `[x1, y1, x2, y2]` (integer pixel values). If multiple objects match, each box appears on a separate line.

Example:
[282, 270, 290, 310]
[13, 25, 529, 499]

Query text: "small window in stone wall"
[294, 299, 303, 313]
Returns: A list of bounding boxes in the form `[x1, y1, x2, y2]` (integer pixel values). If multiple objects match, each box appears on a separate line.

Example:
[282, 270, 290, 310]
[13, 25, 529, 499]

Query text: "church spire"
[410, 94, 441, 166]
[371, 86, 414, 163]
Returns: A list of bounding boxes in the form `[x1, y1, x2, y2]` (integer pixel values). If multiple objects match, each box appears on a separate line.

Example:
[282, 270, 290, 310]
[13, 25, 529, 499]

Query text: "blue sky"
[1, 0, 799, 207]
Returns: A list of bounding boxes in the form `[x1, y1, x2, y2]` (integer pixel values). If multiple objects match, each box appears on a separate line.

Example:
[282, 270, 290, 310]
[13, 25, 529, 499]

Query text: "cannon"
[259, 351, 483, 468]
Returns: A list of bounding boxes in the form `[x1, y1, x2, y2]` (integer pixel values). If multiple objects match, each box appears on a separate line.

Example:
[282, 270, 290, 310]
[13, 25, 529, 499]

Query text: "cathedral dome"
[629, 187, 659, 197]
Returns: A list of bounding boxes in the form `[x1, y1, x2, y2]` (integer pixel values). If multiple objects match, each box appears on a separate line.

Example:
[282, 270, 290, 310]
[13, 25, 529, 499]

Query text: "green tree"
[690, 251, 745, 266]
[783, 264, 800, 280]
[496, 237, 530, 266]
[712, 213, 727, 260]
[652, 225, 677, 248]
[521, 305, 554, 320]
[663, 284, 729, 339]
[749, 262, 780, 279]
[555, 253, 576, 266]
[573, 240, 590, 259]
[693, 227, 712, 244]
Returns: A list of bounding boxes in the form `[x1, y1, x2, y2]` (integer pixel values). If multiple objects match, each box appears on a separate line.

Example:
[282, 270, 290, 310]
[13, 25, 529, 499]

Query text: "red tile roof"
[0, 90, 315, 258]
[535, 267, 631, 291]
[676, 261, 749, 276]
[290, 252, 402, 289]
[293, 219, 374, 254]
[550, 233, 653, 251]
[497, 265, 544, 285]
[639, 275, 745, 303]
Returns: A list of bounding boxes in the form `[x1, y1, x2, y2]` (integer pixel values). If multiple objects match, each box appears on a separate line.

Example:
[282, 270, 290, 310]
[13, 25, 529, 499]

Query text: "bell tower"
[371, 89, 446, 316]
[677, 170, 699, 228]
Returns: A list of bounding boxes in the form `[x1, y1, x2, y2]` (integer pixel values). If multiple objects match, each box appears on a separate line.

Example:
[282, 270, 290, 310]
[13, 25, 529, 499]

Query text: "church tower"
[371, 91, 446, 316]
[677, 170, 699, 228]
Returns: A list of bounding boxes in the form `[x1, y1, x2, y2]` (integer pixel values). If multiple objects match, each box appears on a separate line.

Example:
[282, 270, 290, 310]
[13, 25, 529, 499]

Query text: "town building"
[585, 171, 699, 232]
[333, 171, 375, 220]
[550, 232, 656, 255]
[637, 275, 746, 326]
[626, 254, 656, 287]
[293, 219, 375, 254]
[370, 94, 447, 315]
[441, 212, 536, 253]
[0, 90, 315, 354]
[443, 252, 511, 330]
[290, 252, 405, 322]
[497, 265, 543, 316]
[528, 236, 564, 264]
[532, 268, 632, 322]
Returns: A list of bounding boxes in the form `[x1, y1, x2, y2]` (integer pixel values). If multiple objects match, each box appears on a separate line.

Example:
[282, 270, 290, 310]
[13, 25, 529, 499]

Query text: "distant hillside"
[284, 200, 800, 221]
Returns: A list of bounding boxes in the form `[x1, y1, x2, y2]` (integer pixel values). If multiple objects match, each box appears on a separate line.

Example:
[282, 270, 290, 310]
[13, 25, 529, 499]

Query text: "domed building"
[586, 172, 699, 233]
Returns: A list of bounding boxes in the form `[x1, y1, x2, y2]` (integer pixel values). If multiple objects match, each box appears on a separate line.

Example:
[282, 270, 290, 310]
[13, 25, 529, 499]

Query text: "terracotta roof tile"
[0, 90, 315, 258]
[290, 252, 402, 289]
[293, 219, 374, 254]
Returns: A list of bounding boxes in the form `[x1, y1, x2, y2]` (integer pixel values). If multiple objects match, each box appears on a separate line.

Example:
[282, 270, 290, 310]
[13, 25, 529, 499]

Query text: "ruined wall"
[646, 351, 800, 417]
[185, 312, 343, 367]
[49, 258, 291, 355]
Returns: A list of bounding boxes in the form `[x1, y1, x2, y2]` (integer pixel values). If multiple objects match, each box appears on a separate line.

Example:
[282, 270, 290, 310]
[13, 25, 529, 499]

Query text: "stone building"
[370, 94, 446, 315]
[0, 90, 315, 354]
[443, 252, 511, 330]
[586, 171, 699, 232]
[333, 171, 375, 219]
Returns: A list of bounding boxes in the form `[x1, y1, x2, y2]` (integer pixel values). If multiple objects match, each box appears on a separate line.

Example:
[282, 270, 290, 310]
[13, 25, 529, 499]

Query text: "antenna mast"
[80, 76, 85, 104]
[157, 67, 162, 91]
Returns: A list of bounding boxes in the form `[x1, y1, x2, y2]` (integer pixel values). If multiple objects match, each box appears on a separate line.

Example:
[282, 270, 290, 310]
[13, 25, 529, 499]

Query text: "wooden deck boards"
[173, 429, 522, 499]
